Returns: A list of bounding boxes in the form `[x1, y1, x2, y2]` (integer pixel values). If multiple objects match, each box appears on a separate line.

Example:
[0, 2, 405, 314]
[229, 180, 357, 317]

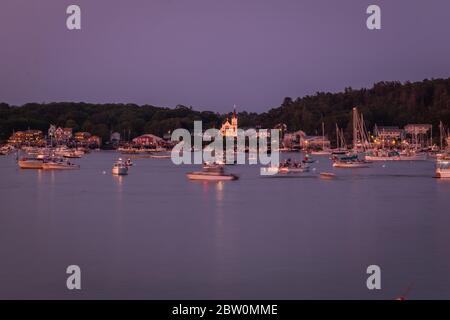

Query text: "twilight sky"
[1, 0, 449, 112]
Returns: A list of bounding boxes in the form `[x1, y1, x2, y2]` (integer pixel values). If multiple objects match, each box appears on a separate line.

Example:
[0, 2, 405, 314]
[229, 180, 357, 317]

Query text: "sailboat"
[311, 122, 331, 155]
[331, 124, 347, 155]
[332, 107, 371, 168]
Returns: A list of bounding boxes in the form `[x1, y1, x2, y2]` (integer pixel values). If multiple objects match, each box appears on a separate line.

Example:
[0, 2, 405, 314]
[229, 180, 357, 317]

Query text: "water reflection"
[2, 152, 450, 299]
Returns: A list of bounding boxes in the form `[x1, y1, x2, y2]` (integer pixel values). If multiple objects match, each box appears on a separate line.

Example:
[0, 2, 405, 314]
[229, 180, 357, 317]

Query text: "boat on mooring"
[320, 172, 336, 179]
[42, 158, 80, 170]
[332, 154, 370, 168]
[124, 158, 133, 167]
[112, 159, 129, 175]
[187, 164, 238, 181]
[63, 150, 82, 158]
[18, 157, 44, 169]
[302, 154, 316, 164]
[261, 159, 311, 175]
[333, 160, 370, 168]
[436, 159, 450, 178]
[365, 149, 427, 161]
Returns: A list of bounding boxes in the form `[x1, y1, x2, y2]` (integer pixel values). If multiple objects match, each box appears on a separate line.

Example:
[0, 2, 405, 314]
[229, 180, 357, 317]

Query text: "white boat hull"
[436, 169, 450, 178]
[311, 150, 331, 155]
[43, 163, 80, 170]
[18, 159, 43, 169]
[112, 167, 128, 175]
[279, 167, 309, 173]
[150, 155, 171, 159]
[186, 172, 237, 181]
[333, 162, 369, 168]
[365, 153, 427, 161]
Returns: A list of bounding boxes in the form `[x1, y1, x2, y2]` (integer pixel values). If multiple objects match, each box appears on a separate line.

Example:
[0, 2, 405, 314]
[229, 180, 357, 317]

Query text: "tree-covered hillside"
[1, 77, 449, 143]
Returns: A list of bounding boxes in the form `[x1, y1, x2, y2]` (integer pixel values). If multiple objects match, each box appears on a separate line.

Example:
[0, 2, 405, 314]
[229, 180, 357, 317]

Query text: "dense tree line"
[1, 77, 449, 144]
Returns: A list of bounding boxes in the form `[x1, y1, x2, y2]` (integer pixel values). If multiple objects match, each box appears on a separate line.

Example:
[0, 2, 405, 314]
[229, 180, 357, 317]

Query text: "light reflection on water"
[0, 151, 450, 299]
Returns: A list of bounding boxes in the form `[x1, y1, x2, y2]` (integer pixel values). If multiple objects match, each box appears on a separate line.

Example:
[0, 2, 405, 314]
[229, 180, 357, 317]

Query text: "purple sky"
[1, 0, 450, 112]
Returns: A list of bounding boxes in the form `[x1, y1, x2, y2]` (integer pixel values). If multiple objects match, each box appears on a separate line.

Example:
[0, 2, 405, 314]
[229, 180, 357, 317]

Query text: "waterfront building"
[220, 107, 238, 137]
[373, 125, 404, 147]
[87, 135, 101, 147]
[283, 130, 306, 149]
[75, 132, 91, 143]
[54, 127, 73, 144]
[132, 134, 165, 147]
[8, 130, 44, 145]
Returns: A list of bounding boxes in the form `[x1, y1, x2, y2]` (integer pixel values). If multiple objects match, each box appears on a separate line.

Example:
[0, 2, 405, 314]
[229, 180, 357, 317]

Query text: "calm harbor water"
[0, 151, 450, 299]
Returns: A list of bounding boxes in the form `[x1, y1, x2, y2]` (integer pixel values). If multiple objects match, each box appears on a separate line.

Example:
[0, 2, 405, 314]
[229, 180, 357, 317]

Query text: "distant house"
[133, 134, 165, 147]
[373, 125, 404, 147]
[283, 130, 306, 149]
[54, 127, 73, 143]
[87, 135, 101, 147]
[74, 132, 91, 142]
[374, 126, 404, 139]
[220, 107, 238, 137]
[8, 130, 44, 145]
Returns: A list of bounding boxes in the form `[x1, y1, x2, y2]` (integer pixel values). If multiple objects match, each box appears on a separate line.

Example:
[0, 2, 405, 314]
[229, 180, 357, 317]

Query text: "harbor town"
[2, 104, 450, 179]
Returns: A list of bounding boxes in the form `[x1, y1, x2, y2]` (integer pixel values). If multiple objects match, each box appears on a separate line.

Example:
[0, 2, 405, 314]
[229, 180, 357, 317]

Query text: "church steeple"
[220, 105, 238, 136]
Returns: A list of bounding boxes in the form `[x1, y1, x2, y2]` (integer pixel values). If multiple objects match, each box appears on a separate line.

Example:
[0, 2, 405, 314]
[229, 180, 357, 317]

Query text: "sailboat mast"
[322, 122, 325, 150]
[353, 107, 357, 151]
[336, 124, 339, 149]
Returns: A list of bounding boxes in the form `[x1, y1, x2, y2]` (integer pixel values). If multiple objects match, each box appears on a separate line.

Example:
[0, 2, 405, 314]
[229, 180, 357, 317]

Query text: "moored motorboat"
[310, 149, 331, 155]
[112, 158, 128, 175]
[261, 159, 310, 175]
[63, 151, 82, 158]
[436, 160, 450, 178]
[332, 153, 370, 168]
[18, 157, 44, 169]
[187, 164, 238, 181]
[43, 158, 80, 170]
[278, 165, 310, 174]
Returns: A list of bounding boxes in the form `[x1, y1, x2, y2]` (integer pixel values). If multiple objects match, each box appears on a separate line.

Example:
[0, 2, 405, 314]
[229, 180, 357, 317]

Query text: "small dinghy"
[302, 154, 316, 164]
[320, 172, 336, 179]
[332, 160, 370, 168]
